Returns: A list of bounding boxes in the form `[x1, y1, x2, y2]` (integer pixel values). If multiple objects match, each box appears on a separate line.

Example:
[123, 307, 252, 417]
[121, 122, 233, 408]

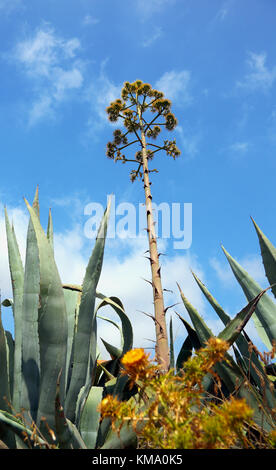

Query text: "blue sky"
[0, 0, 276, 357]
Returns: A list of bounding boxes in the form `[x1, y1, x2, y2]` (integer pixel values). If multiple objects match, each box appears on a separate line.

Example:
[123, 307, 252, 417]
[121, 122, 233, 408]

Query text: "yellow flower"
[222, 397, 253, 426]
[98, 395, 120, 419]
[121, 348, 149, 369]
[269, 429, 276, 448]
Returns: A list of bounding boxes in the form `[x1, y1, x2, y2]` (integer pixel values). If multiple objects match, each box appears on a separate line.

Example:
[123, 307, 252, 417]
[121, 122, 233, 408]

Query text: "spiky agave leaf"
[251, 217, 276, 299]
[169, 316, 175, 370]
[0, 303, 15, 448]
[65, 199, 111, 423]
[4, 208, 24, 414]
[55, 372, 87, 449]
[20, 196, 41, 424]
[222, 245, 276, 350]
[95, 296, 133, 357]
[79, 386, 104, 449]
[24, 199, 68, 435]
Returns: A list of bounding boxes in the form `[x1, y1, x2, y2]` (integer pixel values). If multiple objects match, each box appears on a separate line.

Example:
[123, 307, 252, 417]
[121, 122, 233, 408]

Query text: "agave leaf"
[95, 376, 117, 449]
[65, 199, 111, 422]
[169, 316, 175, 369]
[95, 296, 133, 357]
[32, 185, 40, 219]
[4, 331, 14, 401]
[101, 338, 122, 359]
[192, 271, 230, 325]
[100, 422, 138, 449]
[95, 372, 138, 449]
[175, 313, 202, 351]
[47, 208, 54, 252]
[65, 419, 87, 449]
[176, 335, 193, 369]
[251, 218, 276, 299]
[232, 345, 248, 375]
[4, 208, 24, 413]
[217, 288, 271, 345]
[79, 386, 104, 449]
[96, 359, 120, 387]
[177, 283, 213, 341]
[175, 313, 201, 370]
[97, 362, 116, 382]
[176, 312, 216, 390]
[0, 439, 8, 449]
[62, 286, 82, 395]
[0, 307, 16, 447]
[222, 245, 276, 349]
[20, 200, 41, 424]
[0, 410, 44, 448]
[55, 372, 87, 449]
[97, 314, 123, 349]
[24, 199, 68, 433]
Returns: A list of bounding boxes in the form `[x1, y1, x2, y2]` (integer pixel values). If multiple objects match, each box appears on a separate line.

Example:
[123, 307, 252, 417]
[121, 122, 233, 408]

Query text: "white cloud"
[136, 0, 175, 20]
[13, 26, 84, 125]
[155, 69, 192, 104]
[213, 0, 233, 22]
[237, 51, 276, 93]
[28, 95, 54, 127]
[84, 66, 122, 139]
[216, 7, 228, 21]
[175, 125, 200, 160]
[82, 15, 100, 26]
[229, 141, 249, 154]
[210, 253, 267, 287]
[142, 27, 163, 47]
[239, 255, 267, 285]
[210, 256, 235, 286]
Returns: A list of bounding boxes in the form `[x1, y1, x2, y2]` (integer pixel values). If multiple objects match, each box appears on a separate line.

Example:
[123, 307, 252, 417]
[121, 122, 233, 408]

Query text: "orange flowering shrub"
[98, 338, 276, 449]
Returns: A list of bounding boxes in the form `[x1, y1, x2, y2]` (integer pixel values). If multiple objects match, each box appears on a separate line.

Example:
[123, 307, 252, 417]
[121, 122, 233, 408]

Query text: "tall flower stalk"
[106, 80, 180, 372]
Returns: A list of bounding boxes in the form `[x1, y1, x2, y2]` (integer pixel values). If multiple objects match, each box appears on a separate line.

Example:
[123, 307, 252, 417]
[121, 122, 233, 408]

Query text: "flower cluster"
[165, 112, 178, 131]
[135, 149, 154, 163]
[163, 140, 181, 159]
[146, 126, 161, 139]
[113, 129, 128, 146]
[121, 81, 163, 101]
[106, 99, 125, 122]
[120, 348, 157, 387]
[151, 98, 171, 115]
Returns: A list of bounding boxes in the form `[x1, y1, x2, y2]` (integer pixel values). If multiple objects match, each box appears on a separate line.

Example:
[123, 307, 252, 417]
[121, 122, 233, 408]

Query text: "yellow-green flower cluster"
[98, 338, 272, 449]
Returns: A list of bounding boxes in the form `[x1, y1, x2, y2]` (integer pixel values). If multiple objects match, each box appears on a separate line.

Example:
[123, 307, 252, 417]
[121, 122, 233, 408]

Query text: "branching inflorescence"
[106, 80, 180, 182]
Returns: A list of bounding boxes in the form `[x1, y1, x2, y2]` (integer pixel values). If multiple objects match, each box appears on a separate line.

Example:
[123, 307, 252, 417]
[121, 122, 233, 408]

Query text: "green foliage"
[174, 218, 276, 435]
[100, 340, 275, 449]
[0, 189, 135, 449]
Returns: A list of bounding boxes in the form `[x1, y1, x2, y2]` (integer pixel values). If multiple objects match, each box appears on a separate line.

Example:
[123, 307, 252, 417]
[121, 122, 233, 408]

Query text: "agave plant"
[0, 188, 136, 449]
[172, 218, 276, 434]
